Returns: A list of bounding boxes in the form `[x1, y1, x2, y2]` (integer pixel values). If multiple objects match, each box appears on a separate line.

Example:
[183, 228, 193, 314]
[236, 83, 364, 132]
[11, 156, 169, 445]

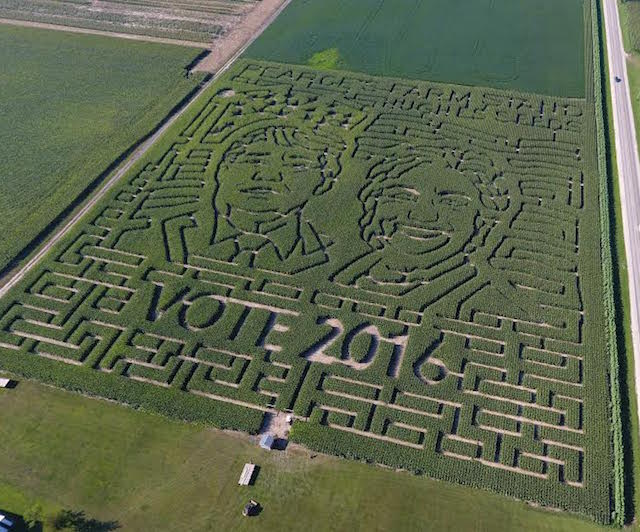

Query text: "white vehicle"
[0, 514, 14, 531]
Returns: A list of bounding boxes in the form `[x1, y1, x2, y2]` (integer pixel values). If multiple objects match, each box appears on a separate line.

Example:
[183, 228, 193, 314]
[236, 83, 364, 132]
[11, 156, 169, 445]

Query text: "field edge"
[592, 0, 626, 526]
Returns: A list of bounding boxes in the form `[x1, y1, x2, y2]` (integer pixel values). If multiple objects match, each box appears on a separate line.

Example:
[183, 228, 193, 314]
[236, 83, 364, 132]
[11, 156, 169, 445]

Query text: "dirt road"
[0, 0, 291, 299]
[0, 18, 211, 48]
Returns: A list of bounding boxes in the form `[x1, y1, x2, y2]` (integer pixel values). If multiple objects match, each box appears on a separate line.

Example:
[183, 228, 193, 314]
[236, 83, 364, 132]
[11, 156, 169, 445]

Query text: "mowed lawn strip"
[0, 25, 204, 274]
[0, 380, 608, 532]
[246, 0, 585, 96]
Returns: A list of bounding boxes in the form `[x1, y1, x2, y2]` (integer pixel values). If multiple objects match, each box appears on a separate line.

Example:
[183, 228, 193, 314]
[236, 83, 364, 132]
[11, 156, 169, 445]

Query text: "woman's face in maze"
[217, 130, 330, 214]
[367, 165, 479, 258]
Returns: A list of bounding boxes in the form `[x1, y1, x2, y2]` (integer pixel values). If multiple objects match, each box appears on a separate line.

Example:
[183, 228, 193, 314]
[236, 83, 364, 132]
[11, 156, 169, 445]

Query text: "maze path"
[0, 59, 611, 520]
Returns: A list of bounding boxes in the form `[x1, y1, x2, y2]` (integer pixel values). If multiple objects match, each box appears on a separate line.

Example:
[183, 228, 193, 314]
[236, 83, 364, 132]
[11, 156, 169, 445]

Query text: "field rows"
[0, 25, 205, 275]
[0, 0, 260, 42]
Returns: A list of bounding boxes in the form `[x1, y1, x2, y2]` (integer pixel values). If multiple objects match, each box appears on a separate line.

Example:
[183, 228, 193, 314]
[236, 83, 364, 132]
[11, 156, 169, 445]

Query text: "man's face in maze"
[217, 126, 339, 215]
[364, 164, 480, 261]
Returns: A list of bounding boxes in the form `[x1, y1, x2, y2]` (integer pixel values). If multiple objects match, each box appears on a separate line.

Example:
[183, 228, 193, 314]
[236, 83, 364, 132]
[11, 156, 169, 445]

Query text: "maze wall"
[0, 59, 612, 520]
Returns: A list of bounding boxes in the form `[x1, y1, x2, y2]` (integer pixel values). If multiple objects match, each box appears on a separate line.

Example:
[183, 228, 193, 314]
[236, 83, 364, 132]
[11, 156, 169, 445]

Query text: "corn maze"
[0, 58, 614, 520]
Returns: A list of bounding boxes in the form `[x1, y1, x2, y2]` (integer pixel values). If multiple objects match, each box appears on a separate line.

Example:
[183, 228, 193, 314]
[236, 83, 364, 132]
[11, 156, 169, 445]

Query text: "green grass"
[619, 0, 640, 52]
[246, 0, 585, 96]
[0, 24, 204, 274]
[0, 380, 610, 531]
[619, 1, 640, 138]
[625, 56, 640, 164]
[307, 48, 344, 70]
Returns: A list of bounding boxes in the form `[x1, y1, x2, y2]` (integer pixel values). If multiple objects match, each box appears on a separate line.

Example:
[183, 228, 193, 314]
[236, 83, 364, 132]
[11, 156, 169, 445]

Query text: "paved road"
[0, 0, 292, 300]
[603, 0, 640, 412]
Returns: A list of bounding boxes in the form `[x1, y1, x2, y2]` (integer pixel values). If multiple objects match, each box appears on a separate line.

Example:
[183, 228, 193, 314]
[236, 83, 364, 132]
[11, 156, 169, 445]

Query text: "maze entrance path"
[0, 57, 613, 521]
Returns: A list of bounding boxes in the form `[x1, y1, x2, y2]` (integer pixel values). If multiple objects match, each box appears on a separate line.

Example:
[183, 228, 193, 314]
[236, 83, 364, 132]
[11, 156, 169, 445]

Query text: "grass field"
[245, 0, 585, 96]
[0, 25, 204, 275]
[619, 0, 640, 165]
[0, 379, 610, 531]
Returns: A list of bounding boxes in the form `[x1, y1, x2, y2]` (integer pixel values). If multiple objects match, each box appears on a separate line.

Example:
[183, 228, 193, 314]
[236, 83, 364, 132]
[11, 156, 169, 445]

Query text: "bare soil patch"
[196, 0, 290, 72]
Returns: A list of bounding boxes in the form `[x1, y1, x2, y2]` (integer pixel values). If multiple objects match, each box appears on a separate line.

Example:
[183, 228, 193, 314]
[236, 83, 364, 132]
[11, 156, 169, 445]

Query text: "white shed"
[238, 463, 256, 486]
[0, 379, 10, 388]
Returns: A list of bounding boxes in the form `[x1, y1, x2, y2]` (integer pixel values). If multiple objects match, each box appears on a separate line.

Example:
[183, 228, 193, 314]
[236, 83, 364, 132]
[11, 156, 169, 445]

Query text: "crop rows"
[107, 0, 256, 16]
[0, 54, 614, 521]
[0, 0, 258, 42]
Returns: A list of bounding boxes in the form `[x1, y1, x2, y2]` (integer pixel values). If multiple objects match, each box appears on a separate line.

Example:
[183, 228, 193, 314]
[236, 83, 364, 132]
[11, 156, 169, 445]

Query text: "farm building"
[259, 434, 274, 450]
[0, 378, 11, 388]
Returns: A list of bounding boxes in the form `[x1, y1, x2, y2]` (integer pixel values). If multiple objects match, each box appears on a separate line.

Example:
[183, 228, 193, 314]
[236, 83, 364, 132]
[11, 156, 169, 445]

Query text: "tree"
[23, 503, 43, 530]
